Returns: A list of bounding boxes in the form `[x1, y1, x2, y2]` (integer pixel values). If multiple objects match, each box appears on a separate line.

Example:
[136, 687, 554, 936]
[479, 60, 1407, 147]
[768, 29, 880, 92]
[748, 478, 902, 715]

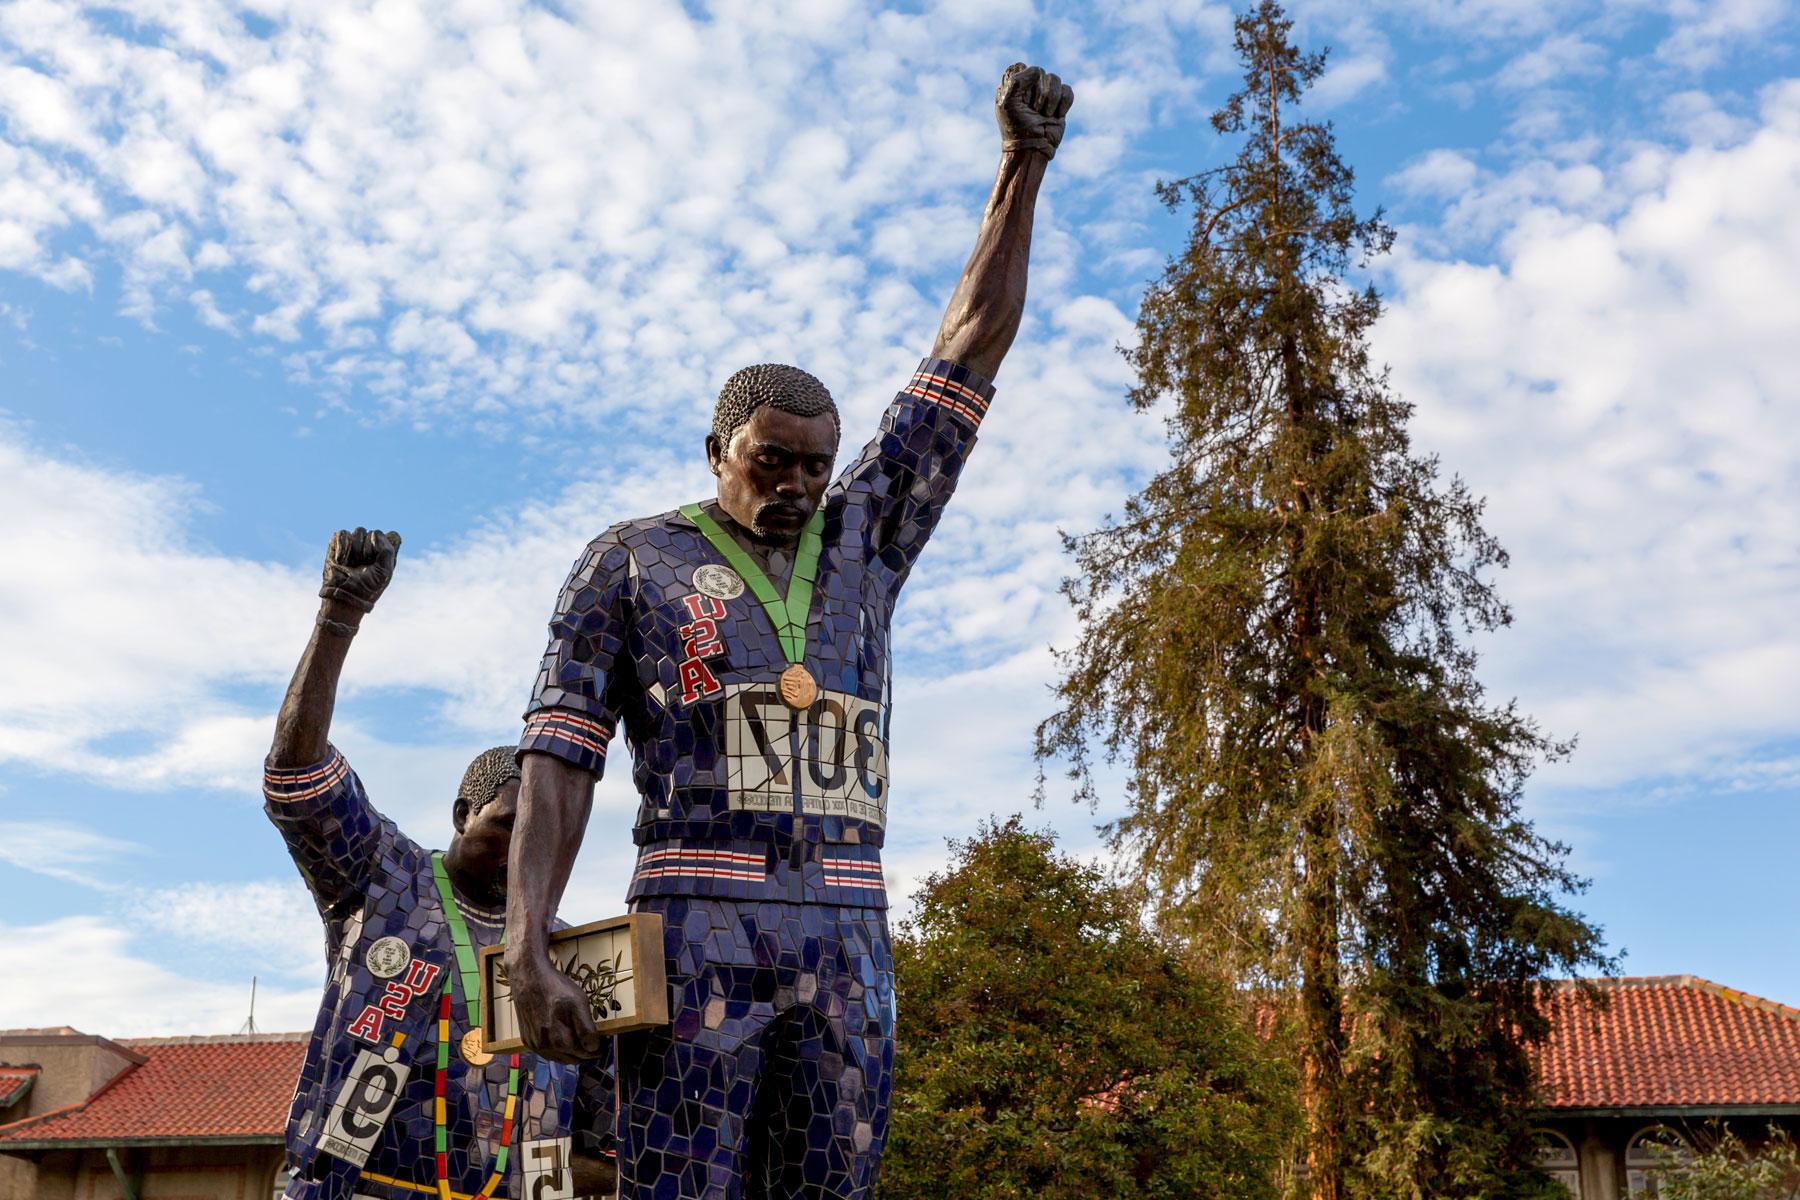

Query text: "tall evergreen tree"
[1035, 5, 1612, 1197]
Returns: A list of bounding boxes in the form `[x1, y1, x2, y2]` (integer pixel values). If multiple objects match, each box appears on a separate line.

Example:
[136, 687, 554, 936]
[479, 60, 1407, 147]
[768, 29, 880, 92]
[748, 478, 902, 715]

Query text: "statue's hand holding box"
[481, 914, 669, 1054]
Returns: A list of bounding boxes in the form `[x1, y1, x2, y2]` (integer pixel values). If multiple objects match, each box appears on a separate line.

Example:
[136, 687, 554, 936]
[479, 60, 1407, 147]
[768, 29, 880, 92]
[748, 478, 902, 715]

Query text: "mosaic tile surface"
[518, 358, 992, 1199]
[613, 897, 894, 1200]
[266, 750, 595, 1200]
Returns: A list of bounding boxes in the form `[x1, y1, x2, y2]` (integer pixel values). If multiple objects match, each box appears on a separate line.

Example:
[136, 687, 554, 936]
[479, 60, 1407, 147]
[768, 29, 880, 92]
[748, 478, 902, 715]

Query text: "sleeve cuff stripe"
[907, 370, 992, 410]
[921, 371, 993, 408]
[522, 714, 613, 760]
[914, 357, 996, 395]
[525, 730, 610, 759]
[903, 387, 987, 426]
[263, 747, 344, 784]
[264, 752, 350, 802]
[525, 711, 613, 739]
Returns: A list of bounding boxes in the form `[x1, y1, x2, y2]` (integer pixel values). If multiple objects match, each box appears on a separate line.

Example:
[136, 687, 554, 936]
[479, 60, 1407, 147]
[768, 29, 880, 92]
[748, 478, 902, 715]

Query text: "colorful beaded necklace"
[430, 853, 521, 1200]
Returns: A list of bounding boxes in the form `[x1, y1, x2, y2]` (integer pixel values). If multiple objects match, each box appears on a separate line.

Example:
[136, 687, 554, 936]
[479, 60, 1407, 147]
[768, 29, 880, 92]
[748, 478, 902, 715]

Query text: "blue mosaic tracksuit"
[266, 749, 586, 1200]
[517, 358, 994, 1200]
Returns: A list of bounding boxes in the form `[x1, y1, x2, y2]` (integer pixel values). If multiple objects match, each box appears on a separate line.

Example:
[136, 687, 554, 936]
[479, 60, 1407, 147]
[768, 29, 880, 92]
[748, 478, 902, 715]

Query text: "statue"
[265, 530, 613, 1200]
[504, 63, 1074, 1199]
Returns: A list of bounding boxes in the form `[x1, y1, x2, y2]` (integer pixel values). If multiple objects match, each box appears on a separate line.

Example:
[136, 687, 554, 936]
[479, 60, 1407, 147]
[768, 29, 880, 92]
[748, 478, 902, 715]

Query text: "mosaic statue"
[265, 529, 613, 1200]
[503, 63, 1073, 1199]
[500, 67, 1072, 1200]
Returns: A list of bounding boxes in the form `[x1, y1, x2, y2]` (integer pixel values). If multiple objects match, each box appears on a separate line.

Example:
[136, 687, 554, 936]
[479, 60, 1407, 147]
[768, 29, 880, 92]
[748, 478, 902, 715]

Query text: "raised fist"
[319, 527, 402, 613]
[996, 63, 1073, 160]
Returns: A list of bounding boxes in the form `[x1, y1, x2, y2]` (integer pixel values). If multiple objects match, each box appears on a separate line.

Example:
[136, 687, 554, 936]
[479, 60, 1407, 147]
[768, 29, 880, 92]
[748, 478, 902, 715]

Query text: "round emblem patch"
[365, 935, 411, 979]
[693, 564, 746, 600]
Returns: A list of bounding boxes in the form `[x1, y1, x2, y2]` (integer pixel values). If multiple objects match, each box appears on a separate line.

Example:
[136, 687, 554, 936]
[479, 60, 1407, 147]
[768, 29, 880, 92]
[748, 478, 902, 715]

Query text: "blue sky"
[1, 0, 1797, 1035]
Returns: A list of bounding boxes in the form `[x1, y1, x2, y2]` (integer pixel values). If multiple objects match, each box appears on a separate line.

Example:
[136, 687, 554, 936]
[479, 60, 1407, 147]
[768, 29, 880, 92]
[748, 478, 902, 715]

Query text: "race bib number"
[523, 1137, 574, 1200]
[723, 683, 888, 825]
[317, 1047, 406, 1166]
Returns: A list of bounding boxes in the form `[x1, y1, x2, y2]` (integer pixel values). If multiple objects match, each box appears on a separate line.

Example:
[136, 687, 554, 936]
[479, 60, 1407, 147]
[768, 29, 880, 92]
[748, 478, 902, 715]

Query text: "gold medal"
[778, 663, 818, 711]
[459, 1027, 493, 1066]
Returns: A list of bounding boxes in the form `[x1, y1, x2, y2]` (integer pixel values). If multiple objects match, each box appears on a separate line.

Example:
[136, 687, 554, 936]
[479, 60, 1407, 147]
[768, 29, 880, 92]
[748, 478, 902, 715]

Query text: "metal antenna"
[239, 976, 260, 1034]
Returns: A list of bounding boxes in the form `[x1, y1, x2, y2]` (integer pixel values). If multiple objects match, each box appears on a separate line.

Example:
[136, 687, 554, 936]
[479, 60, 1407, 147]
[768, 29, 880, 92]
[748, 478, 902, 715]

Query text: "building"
[0, 1029, 303, 1200]
[1533, 976, 1800, 1198]
[5, 975, 1800, 1199]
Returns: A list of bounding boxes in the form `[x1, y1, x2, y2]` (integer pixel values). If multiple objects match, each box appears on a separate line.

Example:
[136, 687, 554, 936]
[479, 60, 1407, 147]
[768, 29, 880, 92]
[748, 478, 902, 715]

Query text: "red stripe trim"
[526, 711, 613, 738]
[262, 751, 345, 785]
[632, 865, 767, 882]
[534, 729, 610, 757]
[911, 370, 992, 410]
[639, 848, 765, 866]
[525, 723, 610, 758]
[265, 756, 350, 802]
[902, 385, 986, 425]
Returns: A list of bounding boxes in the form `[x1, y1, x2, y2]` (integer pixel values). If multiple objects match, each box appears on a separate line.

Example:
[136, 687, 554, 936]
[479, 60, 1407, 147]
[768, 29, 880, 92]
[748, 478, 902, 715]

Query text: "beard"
[750, 500, 808, 544]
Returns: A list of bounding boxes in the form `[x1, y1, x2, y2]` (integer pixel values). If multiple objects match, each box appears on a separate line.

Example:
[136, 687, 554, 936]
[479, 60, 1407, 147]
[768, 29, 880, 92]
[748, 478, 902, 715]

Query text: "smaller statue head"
[447, 746, 520, 902]
[705, 364, 841, 547]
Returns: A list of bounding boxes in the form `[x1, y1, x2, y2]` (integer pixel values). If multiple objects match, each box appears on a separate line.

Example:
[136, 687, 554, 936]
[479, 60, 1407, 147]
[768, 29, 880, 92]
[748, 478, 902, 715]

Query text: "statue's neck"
[703, 500, 796, 580]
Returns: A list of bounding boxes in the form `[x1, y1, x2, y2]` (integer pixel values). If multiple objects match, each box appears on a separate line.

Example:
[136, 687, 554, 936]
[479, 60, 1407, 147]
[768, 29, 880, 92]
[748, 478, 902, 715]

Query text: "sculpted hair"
[712, 363, 841, 452]
[454, 746, 520, 828]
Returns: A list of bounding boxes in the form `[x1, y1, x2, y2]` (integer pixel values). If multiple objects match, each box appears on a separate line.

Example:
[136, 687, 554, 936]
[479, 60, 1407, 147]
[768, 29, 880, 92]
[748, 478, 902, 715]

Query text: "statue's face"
[707, 406, 838, 545]
[452, 777, 518, 889]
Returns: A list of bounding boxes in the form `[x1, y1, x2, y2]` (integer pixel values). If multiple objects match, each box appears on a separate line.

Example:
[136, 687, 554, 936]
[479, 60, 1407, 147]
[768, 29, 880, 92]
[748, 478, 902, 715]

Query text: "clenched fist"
[319, 527, 402, 613]
[996, 63, 1073, 160]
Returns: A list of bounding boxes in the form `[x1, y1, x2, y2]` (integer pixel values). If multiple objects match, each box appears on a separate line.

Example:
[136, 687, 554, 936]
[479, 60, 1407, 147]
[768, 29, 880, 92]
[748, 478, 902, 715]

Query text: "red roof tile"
[0, 1067, 39, 1108]
[0, 1034, 306, 1147]
[1534, 976, 1800, 1110]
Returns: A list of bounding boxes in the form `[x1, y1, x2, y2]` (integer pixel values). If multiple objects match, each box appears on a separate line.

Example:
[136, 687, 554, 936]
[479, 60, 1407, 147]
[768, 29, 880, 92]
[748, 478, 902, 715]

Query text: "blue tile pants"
[613, 897, 895, 1200]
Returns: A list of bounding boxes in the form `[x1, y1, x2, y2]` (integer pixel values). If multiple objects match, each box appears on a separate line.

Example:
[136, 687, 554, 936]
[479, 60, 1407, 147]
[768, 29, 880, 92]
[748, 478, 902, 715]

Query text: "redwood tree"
[1036, 5, 1611, 1196]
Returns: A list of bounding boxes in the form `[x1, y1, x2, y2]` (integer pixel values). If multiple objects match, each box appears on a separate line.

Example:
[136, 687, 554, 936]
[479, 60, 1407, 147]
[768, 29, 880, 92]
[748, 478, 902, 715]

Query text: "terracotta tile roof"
[1534, 976, 1800, 1110]
[0, 1067, 39, 1108]
[0, 1034, 306, 1148]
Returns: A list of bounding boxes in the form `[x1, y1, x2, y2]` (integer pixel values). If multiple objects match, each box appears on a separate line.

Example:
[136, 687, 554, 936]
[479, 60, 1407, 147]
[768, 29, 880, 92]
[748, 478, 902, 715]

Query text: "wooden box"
[479, 913, 668, 1052]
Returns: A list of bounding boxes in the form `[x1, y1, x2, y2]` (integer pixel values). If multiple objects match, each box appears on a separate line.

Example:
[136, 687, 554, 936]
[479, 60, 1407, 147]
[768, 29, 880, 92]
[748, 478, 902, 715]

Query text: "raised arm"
[268, 528, 401, 768]
[930, 63, 1073, 381]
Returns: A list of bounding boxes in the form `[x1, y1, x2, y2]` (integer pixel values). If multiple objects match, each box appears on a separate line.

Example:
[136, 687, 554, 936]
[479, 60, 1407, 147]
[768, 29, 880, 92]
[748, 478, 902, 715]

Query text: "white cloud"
[3, 0, 1800, 1036]
[132, 878, 323, 981]
[1391, 148, 1480, 197]
[0, 426, 313, 789]
[1374, 79, 1800, 796]
[0, 0, 1218, 429]
[1312, 51, 1389, 107]
[0, 915, 318, 1036]
[0, 821, 141, 889]
[1496, 34, 1607, 91]
[1652, 0, 1787, 69]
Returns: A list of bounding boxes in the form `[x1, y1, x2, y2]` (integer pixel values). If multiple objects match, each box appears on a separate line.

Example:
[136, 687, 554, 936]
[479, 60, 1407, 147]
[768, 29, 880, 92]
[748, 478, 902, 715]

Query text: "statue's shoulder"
[569, 507, 693, 577]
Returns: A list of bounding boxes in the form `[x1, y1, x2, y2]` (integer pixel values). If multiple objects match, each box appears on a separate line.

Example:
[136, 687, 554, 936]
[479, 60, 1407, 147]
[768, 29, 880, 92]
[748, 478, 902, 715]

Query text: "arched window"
[1626, 1125, 1689, 1198]
[269, 1157, 293, 1200]
[1534, 1129, 1581, 1197]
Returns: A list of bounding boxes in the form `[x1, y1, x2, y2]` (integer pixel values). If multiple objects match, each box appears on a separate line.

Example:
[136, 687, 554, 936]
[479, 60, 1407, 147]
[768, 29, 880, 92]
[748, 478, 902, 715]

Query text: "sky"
[0, 0, 1796, 1036]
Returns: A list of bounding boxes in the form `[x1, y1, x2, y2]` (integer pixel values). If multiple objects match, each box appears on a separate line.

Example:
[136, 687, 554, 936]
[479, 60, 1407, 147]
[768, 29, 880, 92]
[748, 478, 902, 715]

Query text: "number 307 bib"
[722, 683, 888, 825]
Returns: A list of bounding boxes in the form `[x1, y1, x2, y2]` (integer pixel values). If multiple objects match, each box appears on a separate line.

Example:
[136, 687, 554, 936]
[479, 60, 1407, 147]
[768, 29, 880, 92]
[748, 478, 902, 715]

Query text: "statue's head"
[448, 746, 520, 892]
[705, 364, 841, 546]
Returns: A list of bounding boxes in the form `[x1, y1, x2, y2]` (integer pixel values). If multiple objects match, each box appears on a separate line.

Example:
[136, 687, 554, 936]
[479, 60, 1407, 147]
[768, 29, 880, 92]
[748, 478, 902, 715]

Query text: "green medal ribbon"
[430, 852, 484, 1028]
[680, 502, 824, 665]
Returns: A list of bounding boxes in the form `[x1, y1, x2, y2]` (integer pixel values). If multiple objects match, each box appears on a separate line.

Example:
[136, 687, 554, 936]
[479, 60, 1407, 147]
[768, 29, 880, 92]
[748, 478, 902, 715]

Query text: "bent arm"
[930, 150, 1050, 381]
